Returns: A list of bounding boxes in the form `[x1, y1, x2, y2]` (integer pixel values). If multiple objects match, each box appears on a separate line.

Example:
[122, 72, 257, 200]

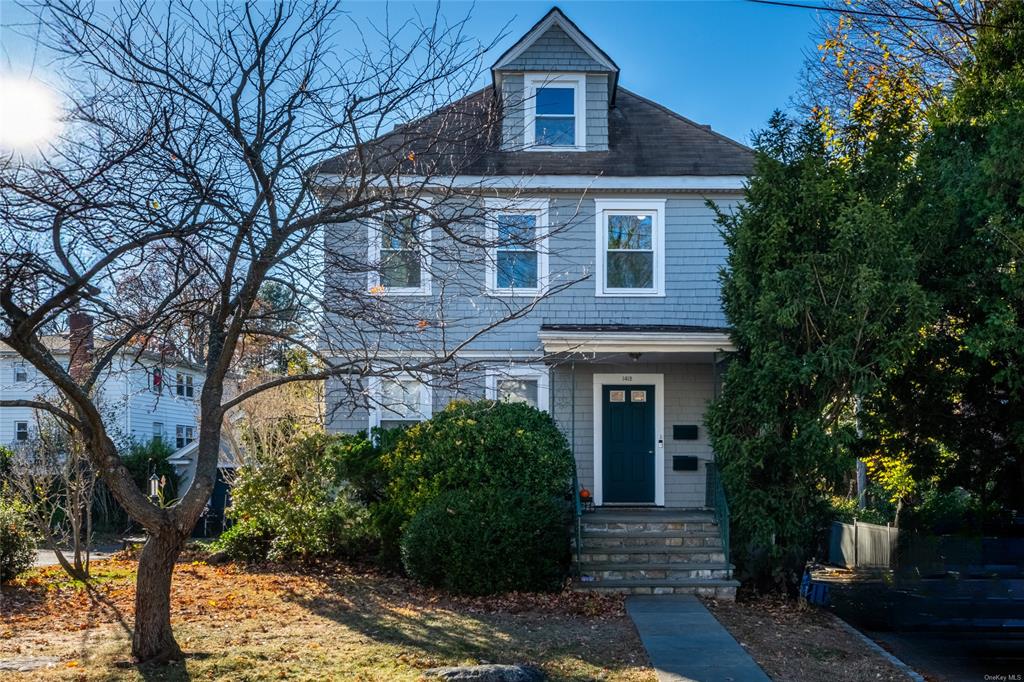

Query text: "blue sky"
[0, 1, 825, 145]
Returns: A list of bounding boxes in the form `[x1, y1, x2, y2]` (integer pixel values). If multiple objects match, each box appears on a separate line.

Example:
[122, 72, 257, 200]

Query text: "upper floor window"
[176, 372, 194, 398]
[595, 199, 666, 297]
[369, 214, 431, 295]
[370, 376, 432, 431]
[13, 363, 28, 382]
[153, 422, 164, 444]
[486, 366, 550, 412]
[14, 421, 29, 442]
[524, 74, 585, 151]
[150, 367, 164, 393]
[485, 199, 549, 296]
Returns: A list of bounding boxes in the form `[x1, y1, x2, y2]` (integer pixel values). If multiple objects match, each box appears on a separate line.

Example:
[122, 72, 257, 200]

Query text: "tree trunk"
[132, 527, 186, 663]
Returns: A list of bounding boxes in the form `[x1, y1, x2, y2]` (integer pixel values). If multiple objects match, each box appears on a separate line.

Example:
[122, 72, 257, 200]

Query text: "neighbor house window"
[369, 215, 431, 294]
[176, 424, 194, 449]
[176, 372, 194, 398]
[370, 377, 432, 430]
[14, 421, 29, 442]
[524, 74, 585, 151]
[485, 199, 549, 295]
[150, 367, 164, 393]
[486, 366, 549, 411]
[13, 363, 28, 382]
[153, 422, 164, 444]
[595, 199, 666, 297]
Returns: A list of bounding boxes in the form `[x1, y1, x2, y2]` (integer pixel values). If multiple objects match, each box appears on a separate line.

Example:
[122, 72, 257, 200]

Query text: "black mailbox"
[673, 425, 699, 440]
[672, 456, 699, 471]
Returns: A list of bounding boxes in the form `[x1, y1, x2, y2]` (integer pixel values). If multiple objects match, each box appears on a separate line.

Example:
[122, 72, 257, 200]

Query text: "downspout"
[571, 357, 581, 573]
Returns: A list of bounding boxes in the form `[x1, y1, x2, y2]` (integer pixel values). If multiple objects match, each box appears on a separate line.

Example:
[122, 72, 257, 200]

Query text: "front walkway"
[626, 595, 770, 682]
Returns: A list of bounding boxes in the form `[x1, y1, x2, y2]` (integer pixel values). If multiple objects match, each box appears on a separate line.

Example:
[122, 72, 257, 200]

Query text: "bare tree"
[7, 412, 96, 580]
[0, 0, 575, 663]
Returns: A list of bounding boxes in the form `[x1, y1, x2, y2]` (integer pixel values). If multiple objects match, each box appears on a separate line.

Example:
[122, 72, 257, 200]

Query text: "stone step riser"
[582, 536, 723, 549]
[574, 585, 738, 600]
[579, 552, 726, 564]
[581, 568, 733, 581]
[581, 522, 718, 533]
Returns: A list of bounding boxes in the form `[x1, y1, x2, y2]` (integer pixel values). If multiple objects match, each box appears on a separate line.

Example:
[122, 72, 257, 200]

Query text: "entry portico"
[540, 324, 733, 510]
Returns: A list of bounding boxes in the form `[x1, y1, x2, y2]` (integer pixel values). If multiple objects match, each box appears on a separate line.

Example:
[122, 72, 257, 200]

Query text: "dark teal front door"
[602, 384, 656, 504]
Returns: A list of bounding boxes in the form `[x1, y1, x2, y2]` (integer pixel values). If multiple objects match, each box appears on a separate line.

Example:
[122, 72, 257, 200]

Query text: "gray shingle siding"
[502, 24, 608, 72]
[500, 74, 525, 150]
[585, 75, 609, 150]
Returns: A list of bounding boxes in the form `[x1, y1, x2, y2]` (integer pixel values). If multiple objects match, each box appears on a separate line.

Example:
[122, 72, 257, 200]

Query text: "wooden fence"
[829, 519, 899, 569]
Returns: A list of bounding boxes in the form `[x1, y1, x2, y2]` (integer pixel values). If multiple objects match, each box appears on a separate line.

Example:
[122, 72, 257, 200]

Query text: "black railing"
[705, 462, 730, 565]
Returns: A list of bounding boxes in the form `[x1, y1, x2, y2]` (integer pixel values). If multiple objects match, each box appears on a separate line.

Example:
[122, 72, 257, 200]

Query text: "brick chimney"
[68, 311, 94, 382]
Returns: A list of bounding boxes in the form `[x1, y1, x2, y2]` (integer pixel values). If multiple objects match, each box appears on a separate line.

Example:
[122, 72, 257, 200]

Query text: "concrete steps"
[573, 509, 737, 599]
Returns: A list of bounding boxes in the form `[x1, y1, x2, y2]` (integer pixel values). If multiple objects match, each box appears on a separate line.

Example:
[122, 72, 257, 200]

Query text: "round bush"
[400, 488, 571, 595]
[215, 517, 274, 562]
[1, 499, 37, 582]
[379, 400, 574, 556]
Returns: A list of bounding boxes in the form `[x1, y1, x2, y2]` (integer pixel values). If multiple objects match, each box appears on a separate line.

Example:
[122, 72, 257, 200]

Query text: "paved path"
[34, 543, 120, 567]
[626, 595, 770, 682]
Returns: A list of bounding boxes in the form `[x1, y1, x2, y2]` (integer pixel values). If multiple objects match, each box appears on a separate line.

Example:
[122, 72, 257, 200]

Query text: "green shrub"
[377, 400, 573, 561]
[0, 499, 36, 582]
[220, 431, 379, 562]
[215, 517, 274, 562]
[400, 488, 571, 595]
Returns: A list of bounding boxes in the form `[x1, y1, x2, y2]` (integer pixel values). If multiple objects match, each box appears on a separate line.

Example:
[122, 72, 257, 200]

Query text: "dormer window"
[524, 74, 586, 151]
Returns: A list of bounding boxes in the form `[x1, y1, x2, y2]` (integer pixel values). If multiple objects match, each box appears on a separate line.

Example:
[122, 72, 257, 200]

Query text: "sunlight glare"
[0, 77, 62, 151]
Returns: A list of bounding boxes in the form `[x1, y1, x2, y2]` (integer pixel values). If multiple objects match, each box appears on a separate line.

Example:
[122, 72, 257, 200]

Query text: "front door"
[602, 384, 656, 504]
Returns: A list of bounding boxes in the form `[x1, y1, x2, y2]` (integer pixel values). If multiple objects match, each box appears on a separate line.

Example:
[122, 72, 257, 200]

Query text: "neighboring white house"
[0, 336, 203, 448]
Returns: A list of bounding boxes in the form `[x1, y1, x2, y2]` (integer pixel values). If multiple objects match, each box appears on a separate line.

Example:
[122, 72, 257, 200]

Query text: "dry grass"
[0, 558, 653, 681]
[704, 595, 914, 682]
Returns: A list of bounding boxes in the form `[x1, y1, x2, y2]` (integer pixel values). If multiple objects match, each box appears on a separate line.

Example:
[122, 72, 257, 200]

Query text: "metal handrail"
[572, 462, 583, 573]
[706, 463, 730, 565]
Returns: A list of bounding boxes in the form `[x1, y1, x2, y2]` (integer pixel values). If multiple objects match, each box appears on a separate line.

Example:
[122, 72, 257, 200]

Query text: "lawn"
[0, 556, 654, 681]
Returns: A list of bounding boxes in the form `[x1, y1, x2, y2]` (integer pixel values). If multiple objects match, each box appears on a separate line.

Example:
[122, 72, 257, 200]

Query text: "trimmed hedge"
[376, 400, 574, 561]
[400, 488, 571, 595]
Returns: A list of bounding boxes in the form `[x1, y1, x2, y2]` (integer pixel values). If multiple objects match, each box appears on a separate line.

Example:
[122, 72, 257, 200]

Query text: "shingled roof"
[315, 85, 754, 179]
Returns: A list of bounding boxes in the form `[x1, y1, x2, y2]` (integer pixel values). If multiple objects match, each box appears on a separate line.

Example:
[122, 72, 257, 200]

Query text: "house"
[319, 7, 753, 597]
[0, 334, 203, 450]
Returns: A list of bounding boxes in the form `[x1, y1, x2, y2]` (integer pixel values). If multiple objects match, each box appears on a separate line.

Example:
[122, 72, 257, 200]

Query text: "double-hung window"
[370, 214, 431, 295]
[486, 366, 550, 412]
[524, 74, 585, 151]
[150, 367, 164, 394]
[14, 421, 29, 442]
[13, 363, 28, 382]
[370, 376, 432, 430]
[595, 199, 666, 297]
[153, 422, 164, 444]
[176, 424, 194, 449]
[176, 372, 194, 398]
[485, 199, 549, 295]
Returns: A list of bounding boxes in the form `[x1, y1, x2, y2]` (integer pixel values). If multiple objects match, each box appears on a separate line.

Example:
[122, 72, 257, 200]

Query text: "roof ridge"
[617, 87, 754, 154]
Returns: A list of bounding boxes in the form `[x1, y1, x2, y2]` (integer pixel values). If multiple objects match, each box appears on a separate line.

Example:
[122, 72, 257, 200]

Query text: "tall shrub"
[707, 113, 928, 592]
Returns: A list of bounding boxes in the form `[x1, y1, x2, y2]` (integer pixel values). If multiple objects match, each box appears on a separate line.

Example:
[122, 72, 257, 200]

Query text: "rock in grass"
[422, 664, 546, 681]
[206, 550, 231, 565]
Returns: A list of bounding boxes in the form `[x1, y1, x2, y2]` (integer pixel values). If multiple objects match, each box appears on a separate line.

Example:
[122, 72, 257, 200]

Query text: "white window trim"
[523, 73, 587, 152]
[592, 372, 665, 507]
[13, 363, 28, 382]
[367, 374, 433, 430]
[14, 420, 29, 442]
[485, 364, 550, 412]
[594, 198, 667, 297]
[484, 198, 550, 296]
[367, 213, 433, 296]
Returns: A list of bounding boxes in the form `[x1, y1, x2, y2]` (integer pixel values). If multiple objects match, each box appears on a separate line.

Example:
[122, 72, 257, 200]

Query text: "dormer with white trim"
[492, 7, 619, 152]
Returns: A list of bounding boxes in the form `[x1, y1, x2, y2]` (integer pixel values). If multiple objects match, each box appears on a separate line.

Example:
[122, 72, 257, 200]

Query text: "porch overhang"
[537, 324, 734, 355]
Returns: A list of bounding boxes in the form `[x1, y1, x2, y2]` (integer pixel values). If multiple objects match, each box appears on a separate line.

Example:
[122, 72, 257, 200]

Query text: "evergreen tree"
[707, 112, 929, 591]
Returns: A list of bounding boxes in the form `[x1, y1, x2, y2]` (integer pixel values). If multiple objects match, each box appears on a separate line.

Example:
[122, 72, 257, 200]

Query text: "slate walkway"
[626, 595, 770, 682]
